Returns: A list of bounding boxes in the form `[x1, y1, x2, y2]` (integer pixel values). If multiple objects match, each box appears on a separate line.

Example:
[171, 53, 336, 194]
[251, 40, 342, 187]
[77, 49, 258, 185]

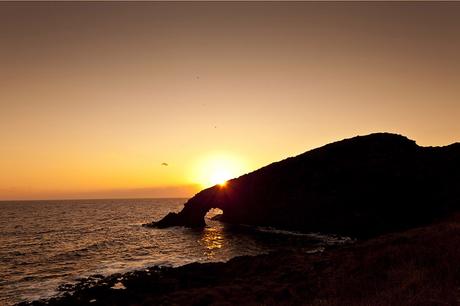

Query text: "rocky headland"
[148, 133, 460, 238]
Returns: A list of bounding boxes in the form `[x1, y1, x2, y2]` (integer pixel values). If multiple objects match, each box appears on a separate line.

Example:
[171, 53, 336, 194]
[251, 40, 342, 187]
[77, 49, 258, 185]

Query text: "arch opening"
[205, 208, 224, 224]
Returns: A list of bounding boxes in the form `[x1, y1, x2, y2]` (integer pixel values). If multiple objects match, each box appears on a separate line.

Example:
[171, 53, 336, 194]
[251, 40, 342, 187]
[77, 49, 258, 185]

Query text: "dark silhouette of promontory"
[148, 133, 460, 237]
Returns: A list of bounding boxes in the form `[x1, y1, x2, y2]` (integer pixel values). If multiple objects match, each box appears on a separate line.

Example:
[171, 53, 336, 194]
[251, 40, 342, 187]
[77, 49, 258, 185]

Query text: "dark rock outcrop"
[147, 133, 460, 238]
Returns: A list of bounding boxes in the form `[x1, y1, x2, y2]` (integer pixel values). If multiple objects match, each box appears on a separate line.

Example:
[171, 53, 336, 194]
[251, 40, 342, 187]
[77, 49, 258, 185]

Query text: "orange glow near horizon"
[190, 154, 247, 189]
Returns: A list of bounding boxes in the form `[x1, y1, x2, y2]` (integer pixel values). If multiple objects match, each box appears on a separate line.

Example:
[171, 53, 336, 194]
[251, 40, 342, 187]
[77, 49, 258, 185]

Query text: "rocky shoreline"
[22, 213, 460, 306]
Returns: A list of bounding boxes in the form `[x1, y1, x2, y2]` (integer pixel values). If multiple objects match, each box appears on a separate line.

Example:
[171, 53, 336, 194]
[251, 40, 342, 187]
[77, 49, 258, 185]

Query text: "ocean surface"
[0, 198, 352, 305]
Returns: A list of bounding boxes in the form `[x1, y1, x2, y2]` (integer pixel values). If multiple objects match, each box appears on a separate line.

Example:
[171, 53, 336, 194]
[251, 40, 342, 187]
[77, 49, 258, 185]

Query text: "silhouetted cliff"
[148, 133, 460, 237]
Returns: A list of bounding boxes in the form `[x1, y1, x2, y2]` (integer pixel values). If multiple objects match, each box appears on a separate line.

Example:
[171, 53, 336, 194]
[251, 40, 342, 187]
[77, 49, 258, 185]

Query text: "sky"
[1, 2, 460, 200]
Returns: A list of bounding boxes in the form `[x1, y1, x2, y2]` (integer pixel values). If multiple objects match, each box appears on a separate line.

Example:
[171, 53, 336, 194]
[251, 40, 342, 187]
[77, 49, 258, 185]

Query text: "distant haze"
[1, 2, 460, 200]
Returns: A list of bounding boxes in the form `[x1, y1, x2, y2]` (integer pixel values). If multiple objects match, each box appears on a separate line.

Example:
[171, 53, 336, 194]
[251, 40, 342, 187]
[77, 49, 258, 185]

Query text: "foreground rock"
[148, 133, 460, 237]
[24, 213, 460, 306]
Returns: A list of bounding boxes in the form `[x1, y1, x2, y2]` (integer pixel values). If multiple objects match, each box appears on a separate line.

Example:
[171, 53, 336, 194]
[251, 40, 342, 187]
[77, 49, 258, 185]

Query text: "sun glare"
[210, 168, 231, 186]
[191, 154, 246, 188]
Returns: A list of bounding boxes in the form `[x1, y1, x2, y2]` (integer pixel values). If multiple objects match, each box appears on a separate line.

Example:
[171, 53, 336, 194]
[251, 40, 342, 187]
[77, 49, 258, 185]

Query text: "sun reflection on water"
[201, 227, 224, 257]
[200, 209, 225, 258]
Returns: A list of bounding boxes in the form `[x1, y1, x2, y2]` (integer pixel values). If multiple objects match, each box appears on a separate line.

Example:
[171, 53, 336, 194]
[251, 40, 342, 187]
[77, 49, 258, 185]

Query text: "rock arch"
[147, 186, 229, 228]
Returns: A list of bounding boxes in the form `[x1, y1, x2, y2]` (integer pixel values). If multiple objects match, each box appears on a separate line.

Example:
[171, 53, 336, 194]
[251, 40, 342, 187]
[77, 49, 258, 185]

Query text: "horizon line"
[0, 196, 190, 203]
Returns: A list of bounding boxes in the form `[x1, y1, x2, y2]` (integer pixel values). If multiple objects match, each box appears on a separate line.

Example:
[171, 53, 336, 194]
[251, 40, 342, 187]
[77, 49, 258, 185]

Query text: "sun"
[191, 153, 246, 188]
[209, 168, 232, 187]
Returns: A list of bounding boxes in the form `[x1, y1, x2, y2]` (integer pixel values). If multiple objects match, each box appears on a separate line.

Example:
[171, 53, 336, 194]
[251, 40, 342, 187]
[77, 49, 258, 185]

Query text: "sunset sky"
[1, 2, 460, 200]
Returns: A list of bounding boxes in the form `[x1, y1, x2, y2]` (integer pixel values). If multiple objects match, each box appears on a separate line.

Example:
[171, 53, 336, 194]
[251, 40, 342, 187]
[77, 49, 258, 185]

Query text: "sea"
[0, 198, 352, 305]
